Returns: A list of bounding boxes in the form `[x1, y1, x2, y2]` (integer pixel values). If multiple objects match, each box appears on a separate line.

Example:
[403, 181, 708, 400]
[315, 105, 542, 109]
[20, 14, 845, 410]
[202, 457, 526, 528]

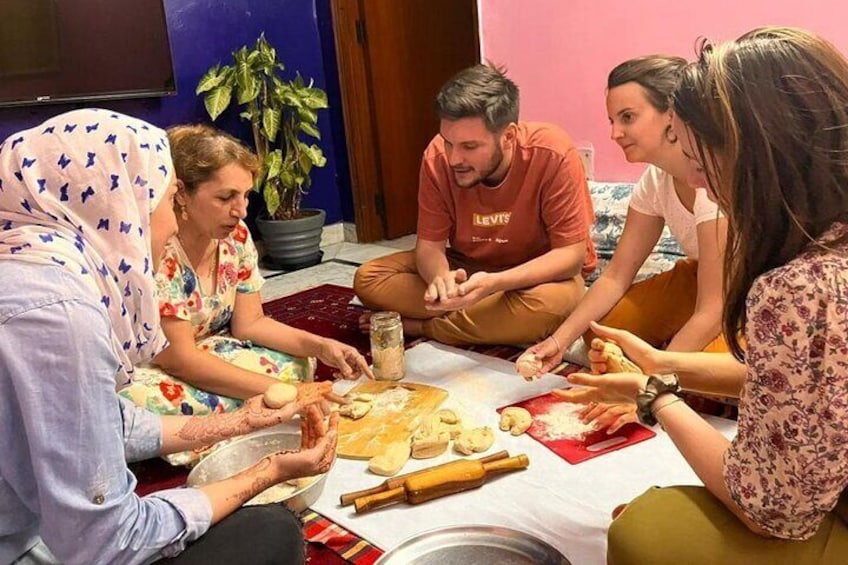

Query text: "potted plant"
[196, 33, 329, 269]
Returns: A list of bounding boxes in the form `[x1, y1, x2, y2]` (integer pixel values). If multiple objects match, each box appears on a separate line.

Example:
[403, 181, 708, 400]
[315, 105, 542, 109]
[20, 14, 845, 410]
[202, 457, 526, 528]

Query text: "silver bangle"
[548, 334, 563, 352]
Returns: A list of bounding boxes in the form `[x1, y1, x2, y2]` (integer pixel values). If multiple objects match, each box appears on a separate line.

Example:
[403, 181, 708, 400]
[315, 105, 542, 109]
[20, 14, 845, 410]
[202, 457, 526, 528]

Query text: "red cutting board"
[499, 392, 656, 464]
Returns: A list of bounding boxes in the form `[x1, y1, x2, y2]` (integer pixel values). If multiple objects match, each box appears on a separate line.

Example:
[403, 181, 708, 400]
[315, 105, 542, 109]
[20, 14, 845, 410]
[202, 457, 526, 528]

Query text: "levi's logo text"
[473, 211, 511, 227]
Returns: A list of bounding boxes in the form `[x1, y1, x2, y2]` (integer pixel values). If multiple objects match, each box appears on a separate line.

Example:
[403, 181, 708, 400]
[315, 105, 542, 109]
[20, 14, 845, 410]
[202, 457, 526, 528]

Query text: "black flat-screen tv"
[0, 0, 176, 108]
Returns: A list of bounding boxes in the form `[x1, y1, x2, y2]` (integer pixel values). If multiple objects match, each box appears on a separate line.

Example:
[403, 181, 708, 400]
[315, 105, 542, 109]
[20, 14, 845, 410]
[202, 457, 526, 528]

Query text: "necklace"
[178, 235, 218, 282]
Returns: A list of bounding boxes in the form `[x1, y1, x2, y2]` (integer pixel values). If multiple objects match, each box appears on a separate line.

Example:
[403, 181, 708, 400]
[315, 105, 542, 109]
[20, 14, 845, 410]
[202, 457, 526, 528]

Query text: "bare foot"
[589, 338, 642, 374]
[402, 318, 424, 338]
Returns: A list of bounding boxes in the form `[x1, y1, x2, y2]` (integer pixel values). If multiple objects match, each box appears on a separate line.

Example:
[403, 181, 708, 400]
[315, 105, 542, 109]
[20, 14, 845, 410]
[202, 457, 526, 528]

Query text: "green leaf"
[299, 121, 321, 140]
[234, 56, 257, 102]
[196, 64, 222, 94]
[253, 160, 268, 192]
[204, 86, 232, 120]
[263, 182, 280, 217]
[262, 107, 282, 142]
[298, 150, 313, 175]
[293, 73, 305, 89]
[265, 149, 283, 179]
[281, 169, 295, 189]
[302, 87, 329, 109]
[304, 144, 327, 167]
[298, 107, 317, 124]
[258, 41, 276, 67]
[233, 45, 250, 64]
[279, 87, 303, 108]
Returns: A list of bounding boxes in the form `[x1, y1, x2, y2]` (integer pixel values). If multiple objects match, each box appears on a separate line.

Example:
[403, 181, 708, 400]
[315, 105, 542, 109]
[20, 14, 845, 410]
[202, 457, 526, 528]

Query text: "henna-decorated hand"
[241, 382, 347, 434]
[272, 409, 339, 479]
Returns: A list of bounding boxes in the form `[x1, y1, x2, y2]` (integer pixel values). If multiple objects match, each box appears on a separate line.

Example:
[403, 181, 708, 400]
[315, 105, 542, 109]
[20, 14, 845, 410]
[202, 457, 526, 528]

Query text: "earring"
[665, 126, 678, 144]
[180, 203, 188, 221]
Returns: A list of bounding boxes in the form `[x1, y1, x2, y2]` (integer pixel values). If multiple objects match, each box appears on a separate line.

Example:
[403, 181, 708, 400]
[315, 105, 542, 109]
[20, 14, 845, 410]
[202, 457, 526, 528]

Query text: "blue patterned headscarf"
[0, 109, 173, 388]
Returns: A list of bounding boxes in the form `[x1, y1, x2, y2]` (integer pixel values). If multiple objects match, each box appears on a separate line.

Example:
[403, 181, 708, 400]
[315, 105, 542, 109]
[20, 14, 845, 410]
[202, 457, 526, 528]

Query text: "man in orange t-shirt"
[354, 64, 595, 346]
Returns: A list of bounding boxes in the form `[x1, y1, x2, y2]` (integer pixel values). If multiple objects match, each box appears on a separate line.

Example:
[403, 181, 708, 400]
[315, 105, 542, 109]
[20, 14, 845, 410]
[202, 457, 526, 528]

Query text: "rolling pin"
[339, 450, 509, 506]
[354, 454, 529, 514]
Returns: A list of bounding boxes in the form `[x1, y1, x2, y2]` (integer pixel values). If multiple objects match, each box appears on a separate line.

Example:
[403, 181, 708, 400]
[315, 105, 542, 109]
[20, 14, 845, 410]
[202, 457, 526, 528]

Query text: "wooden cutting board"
[337, 381, 448, 459]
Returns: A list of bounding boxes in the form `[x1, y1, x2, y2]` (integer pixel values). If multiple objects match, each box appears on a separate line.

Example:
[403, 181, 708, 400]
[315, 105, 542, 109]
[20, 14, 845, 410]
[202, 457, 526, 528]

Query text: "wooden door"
[332, 0, 479, 242]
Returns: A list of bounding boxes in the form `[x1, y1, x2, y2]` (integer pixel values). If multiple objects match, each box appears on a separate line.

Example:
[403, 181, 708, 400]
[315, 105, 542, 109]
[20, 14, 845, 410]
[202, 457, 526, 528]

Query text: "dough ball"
[368, 441, 411, 476]
[454, 426, 495, 455]
[516, 352, 543, 381]
[263, 383, 298, 408]
[499, 407, 533, 436]
[339, 400, 372, 420]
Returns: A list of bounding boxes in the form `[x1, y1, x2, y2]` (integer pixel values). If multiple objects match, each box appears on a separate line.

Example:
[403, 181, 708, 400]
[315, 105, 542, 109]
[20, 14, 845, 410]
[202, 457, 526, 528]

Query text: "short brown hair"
[166, 124, 259, 194]
[435, 64, 519, 132]
[608, 55, 687, 112]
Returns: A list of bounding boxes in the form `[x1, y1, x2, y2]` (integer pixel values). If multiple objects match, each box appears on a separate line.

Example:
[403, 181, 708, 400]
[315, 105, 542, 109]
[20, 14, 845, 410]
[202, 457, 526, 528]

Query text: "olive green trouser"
[608, 486, 848, 565]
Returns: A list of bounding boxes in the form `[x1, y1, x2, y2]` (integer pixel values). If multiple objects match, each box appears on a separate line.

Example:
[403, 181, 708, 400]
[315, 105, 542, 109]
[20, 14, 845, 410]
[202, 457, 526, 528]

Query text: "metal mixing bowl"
[186, 429, 330, 512]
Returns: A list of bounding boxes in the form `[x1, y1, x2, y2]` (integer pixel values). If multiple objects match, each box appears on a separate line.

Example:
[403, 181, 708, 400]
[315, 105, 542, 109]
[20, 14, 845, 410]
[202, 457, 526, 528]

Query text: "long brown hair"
[672, 27, 848, 359]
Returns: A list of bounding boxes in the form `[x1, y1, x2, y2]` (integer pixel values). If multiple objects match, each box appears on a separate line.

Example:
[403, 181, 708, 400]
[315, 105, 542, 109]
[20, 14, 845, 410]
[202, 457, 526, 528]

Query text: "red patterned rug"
[261, 283, 580, 378]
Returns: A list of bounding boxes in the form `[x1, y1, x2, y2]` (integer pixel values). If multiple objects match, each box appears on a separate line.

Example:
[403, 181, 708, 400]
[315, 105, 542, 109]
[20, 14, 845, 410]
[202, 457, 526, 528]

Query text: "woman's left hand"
[239, 381, 346, 433]
[552, 371, 648, 405]
[318, 338, 375, 380]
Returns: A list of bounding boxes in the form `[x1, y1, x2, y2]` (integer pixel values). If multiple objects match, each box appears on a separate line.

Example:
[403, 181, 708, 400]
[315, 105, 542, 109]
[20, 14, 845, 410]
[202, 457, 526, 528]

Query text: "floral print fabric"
[586, 180, 683, 285]
[157, 221, 263, 339]
[120, 220, 313, 419]
[723, 222, 848, 539]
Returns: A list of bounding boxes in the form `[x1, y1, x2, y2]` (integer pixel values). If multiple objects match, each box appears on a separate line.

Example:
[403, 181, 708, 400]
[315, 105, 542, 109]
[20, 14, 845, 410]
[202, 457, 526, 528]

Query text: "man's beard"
[454, 144, 505, 188]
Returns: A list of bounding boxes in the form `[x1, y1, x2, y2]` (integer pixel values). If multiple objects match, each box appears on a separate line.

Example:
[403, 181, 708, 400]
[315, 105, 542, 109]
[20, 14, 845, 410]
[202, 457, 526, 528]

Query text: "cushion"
[586, 181, 684, 285]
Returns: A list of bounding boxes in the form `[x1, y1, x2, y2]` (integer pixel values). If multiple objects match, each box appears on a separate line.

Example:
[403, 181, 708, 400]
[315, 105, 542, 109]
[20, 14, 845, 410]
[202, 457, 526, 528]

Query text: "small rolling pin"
[354, 454, 530, 514]
[339, 450, 509, 506]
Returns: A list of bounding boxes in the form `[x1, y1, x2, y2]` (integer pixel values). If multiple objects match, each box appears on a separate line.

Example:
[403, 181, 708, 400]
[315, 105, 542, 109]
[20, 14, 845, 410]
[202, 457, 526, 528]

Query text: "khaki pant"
[587, 259, 729, 353]
[608, 486, 848, 565]
[353, 250, 585, 346]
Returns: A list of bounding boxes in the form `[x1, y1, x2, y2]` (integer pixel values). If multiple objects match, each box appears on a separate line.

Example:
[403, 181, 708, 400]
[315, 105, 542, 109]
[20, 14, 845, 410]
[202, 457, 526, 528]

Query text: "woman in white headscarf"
[0, 109, 339, 565]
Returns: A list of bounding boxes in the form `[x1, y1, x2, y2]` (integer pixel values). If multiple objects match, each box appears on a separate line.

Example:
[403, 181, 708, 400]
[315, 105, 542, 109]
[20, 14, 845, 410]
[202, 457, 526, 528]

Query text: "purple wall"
[0, 0, 351, 224]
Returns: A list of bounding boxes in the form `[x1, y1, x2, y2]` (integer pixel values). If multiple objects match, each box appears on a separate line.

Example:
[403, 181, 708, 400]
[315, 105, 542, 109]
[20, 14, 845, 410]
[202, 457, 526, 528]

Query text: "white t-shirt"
[628, 165, 721, 259]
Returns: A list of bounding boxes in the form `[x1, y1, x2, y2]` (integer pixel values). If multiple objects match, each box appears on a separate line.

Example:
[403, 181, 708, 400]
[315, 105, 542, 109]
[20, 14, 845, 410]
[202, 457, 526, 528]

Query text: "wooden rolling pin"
[354, 454, 529, 514]
[339, 450, 509, 506]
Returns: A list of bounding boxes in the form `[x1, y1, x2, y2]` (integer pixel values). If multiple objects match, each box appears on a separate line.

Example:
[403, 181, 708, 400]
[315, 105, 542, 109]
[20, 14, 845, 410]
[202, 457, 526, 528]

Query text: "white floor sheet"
[312, 342, 738, 564]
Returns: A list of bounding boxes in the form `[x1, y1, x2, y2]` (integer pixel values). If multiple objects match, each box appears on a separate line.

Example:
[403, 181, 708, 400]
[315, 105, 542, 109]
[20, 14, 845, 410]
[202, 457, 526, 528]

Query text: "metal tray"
[375, 525, 571, 565]
[185, 429, 330, 512]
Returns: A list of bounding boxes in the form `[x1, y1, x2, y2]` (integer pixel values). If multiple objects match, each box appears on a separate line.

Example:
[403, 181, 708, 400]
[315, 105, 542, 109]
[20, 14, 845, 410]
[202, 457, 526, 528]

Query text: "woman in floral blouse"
[121, 124, 372, 419]
[561, 27, 848, 562]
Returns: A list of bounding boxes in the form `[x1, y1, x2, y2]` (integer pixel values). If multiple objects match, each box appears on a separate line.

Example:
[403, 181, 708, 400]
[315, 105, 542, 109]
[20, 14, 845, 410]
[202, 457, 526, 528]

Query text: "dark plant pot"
[256, 208, 326, 271]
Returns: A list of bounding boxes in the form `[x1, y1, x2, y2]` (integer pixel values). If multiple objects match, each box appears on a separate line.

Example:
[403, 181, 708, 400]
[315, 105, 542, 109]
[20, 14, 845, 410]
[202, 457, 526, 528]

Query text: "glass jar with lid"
[369, 311, 405, 381]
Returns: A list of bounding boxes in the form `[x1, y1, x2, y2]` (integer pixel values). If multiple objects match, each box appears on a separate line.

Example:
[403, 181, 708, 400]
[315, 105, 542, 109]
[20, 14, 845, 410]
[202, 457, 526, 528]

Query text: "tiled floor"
[260, 234, 416, 302]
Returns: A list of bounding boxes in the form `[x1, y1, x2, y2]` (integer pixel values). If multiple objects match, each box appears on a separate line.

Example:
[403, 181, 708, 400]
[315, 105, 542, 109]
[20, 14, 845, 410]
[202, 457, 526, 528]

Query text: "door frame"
[330, 0, 385, 242]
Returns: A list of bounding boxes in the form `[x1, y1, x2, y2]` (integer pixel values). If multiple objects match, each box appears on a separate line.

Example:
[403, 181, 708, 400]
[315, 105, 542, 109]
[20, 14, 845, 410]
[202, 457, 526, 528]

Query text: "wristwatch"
[636, 374, 681, 426]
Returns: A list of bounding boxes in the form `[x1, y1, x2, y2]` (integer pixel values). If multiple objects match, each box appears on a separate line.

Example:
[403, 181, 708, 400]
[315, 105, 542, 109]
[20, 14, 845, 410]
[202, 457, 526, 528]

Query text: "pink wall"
[480, 0, 848, 181]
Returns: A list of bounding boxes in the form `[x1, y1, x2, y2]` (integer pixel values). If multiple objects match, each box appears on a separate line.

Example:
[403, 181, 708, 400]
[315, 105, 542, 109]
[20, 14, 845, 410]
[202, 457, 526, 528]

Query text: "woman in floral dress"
[121, 124, 371, 418]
